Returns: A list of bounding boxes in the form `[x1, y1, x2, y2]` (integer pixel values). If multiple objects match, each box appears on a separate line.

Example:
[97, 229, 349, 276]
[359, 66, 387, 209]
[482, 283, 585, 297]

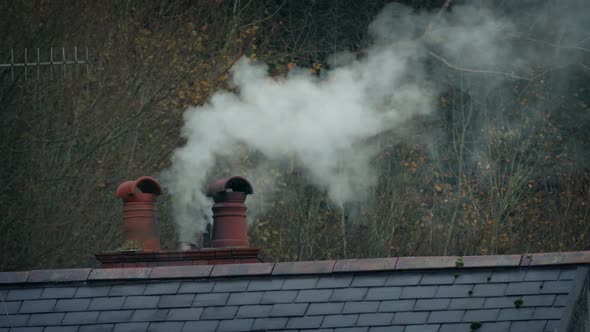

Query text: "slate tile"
[336, 328, 370, 332]
[479, 321, 511, 332]
[420, 272, 456, 285]
[286, 316, 323, 329]
[378, 299, 415, 312]
[7, 328, 43, 332]
[217, 319, 254, 332]
[40, 287, 77, 299]
[97, 310, 134, 323]
[26, 312, 64, 326]
[113, 322, 150, 332]
[342, 301, 379, 314]
[322, 314, 359, 328]
[1, 300, 21, 313]
[147, 321, 184, 332]
[559, 268, 577, 280]
[490, 270, 525, 283]
[296, 289, 333, 302]
[356, 313, 393, 326]
[385, 273, 422, 286]
[178, 281, 214, 294]
[449, 298, 484, 310]
[454, 271, 492, 284]
[428, 310, 464, 323]
[0, 314, 29, 327]
[545, 320, 560, 331]
[439, 323, 471, 332]
[317, 276, 353, 289]
[554, 295, 568, 306]
[181, 320, 219, 332]
[261, 290, 298, 304]
[472, 284, 507, 297]
[252, 317, 288, 330]
[193, 293, 229, 307]
[236, 305, 272, 318]
[75, 286, 111, 298]
[521, 295, 555, 307]
[44, 326, 78, 332]
[166, 307, 202, 321]
[227, 292, 263, 305]
[462, 309, 500, 322]
[436, 285, 474, 300]
[524, 269, 560, 281]
[400, 286, 437, 299]
[200, 306, 238, 320]
[7, 289, 43, 301]
[414, 298, 450, 311]
[368, 326, 404, 332]
[247, 279, 284, 291]
[213, 280, 249, 293]
[508, 320, 547, 332]
[54, 298, 91, 312]
[533, 307, 563, 319]
[404, 324, 440, 332]
[19, 299, 56, 313]
[78, 324, 115, 332]
[157, 294, 195, 308]
[110, 284, 146, 296]
[282, 277, 318, 290]
[332, 288, 367, 302]
[89, 297, 125, 310]
[62, 311, 100, 325]
[308, 302, 344, 315]
[132, 309, 170, 322]
[123, 295, 159, 309]
[144, 282, 180, 295]
[351, 274, 388, 287]
[366, 287, 402, 300]
[392, 312, 428, 325]
[270, 303, 308, 317]
[541, 281, 571, 294]
[505, 282, 543, 295]
[483, 296, 521, 309]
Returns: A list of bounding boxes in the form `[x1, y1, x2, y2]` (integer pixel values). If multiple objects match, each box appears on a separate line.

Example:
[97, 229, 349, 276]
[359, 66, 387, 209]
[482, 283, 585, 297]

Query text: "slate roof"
[1, 252, 589, 332]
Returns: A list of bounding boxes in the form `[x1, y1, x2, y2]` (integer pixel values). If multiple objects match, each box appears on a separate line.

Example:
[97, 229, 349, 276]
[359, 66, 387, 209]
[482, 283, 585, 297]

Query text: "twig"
[423, 0, 453, 37]
[239, 1, 287, 30]
[428, 51, 532, 81]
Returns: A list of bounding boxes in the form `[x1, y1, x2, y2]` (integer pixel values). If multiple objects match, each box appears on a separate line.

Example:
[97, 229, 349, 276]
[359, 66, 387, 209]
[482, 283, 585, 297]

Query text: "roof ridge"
[1, 251, 589, 285]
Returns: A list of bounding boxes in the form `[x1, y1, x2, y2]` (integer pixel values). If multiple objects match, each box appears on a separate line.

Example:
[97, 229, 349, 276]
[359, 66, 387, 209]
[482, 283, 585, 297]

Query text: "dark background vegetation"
[1, 0, 589, 270]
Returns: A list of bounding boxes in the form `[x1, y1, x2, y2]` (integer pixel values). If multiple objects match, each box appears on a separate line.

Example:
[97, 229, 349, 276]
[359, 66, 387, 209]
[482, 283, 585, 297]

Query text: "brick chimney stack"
[96, 175, 268, 268]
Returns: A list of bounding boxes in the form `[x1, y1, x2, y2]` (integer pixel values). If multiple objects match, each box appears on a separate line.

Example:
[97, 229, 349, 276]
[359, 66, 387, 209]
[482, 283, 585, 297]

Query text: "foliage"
[0, 0, 589, 270]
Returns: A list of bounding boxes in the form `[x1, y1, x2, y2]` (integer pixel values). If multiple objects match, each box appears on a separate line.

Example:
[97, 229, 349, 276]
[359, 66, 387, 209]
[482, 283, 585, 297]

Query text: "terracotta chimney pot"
[115, 176, 163, 251]
[206, 176, 253, 248]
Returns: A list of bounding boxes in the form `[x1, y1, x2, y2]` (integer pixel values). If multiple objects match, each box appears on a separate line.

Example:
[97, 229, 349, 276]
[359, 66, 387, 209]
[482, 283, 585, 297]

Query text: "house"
[0, 175, 588, 332]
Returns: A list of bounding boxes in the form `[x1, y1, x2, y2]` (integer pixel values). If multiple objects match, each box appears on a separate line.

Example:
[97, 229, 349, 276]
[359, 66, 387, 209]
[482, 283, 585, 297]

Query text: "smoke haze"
[164, 0, 590, 242]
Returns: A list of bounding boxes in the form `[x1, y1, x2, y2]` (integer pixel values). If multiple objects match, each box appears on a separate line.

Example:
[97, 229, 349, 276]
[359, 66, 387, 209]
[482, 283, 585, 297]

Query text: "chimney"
[96, 175, 269, 268]
[115, 176, 163, 251]
[206, 175, 253, 248]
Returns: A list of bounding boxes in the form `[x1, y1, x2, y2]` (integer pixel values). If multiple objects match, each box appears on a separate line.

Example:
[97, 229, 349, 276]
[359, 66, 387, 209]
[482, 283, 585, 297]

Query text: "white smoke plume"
[164, 1, 590, 242]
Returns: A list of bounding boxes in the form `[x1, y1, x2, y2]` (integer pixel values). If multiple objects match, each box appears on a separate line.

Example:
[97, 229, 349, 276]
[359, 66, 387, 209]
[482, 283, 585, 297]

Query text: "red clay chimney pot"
[206, 176, 253, 248]
[116, 176, 162, 252]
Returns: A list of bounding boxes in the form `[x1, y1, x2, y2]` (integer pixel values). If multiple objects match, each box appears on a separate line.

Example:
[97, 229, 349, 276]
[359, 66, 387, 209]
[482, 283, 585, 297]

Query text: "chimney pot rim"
[116, 176, 163, 199]
[206, 175, 253, 197]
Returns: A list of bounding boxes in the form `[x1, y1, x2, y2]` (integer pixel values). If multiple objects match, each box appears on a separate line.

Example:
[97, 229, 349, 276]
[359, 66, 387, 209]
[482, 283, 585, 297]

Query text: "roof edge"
[1, 251, 589, 285]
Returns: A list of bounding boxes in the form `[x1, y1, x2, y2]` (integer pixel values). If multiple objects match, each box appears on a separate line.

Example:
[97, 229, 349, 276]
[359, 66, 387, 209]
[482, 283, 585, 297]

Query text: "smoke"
[164, 0, 590, 242]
